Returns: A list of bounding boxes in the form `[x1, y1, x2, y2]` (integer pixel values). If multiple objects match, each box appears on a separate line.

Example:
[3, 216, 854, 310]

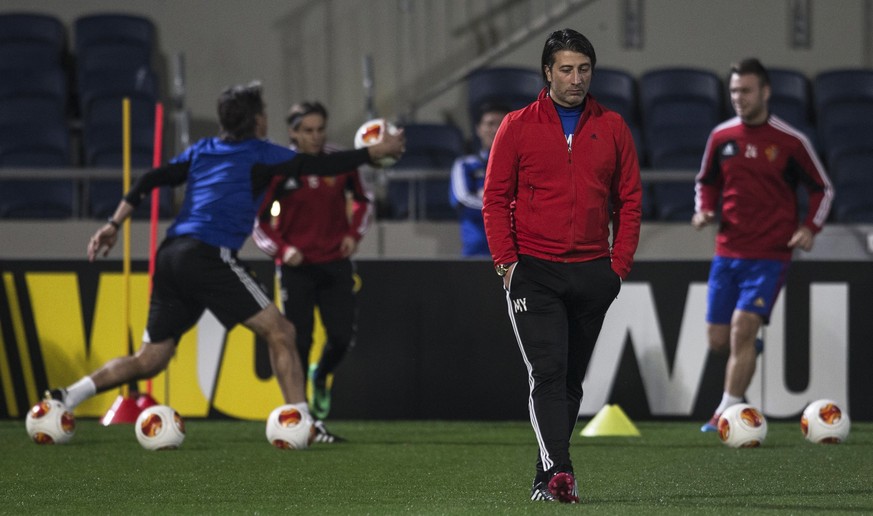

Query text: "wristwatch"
[495, 263, 512, 277]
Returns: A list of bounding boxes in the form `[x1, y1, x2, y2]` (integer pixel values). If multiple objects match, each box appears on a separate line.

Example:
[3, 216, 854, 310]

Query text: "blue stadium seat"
[0, 67, 70, 167]
[77, 44, 152, 80]
[467, 67, 542, 129]
[590, 67, 646, 167]
[0, 67, 67, 107]
[640, 67, 724, 168]
[0, 60, 74, 218]
[0, 13, 66, 69]
[74, 14, 154, 55]
[589, 67, 638, 125]
[640, 67, 723, 221]
[829, 150, 873, 222]
[386, 123, 465, 220]
[80, 68, 159, 167]
[0, 122, 70, 167]
[86, 179, 173, 220]
[814, 69, 873, 165]
[0, 177, 76, 219]
[767, 68, 812, 128]
[766, 68, 817, 149]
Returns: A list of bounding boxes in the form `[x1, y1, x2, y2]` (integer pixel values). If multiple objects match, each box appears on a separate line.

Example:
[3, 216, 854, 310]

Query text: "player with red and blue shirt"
[693, 58, 833, 432]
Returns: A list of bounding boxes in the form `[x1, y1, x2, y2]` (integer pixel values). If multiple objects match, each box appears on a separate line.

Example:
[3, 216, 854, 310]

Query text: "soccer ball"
[718, 403, 767, 448]
[266, 405, 315, 450]
[135, 405, 185, 451]
[25, 399, 75, 444]
[801, 399, 850, 444]
[354, 118, 400, 167]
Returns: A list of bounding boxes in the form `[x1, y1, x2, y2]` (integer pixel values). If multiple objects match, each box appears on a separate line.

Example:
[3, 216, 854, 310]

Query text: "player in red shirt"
[693, 58, 833, 432]
[254, 102, 373, 442]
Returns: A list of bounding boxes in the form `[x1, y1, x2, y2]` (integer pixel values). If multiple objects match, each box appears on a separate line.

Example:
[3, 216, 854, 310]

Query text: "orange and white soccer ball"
[135, 404, 186, 450]
[801, 399, 850, 444]
[718, 403, 768, 448]
[354, 118, 400, 168]
[26, 399, 75, 444]
[265, 405, 315, 450]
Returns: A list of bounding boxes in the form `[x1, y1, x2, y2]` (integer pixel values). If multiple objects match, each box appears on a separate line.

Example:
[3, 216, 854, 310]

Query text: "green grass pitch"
[1, 419, 871, 514]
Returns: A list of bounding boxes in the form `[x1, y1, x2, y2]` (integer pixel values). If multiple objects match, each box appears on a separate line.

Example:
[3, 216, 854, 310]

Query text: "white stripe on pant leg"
[221, 247, 271, 308]
[506, 288, 554, 473]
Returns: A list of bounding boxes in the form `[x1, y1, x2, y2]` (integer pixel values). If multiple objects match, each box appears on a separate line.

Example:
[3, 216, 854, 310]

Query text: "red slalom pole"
[142, 102, 164, 407]
[148, 102, 164, 288]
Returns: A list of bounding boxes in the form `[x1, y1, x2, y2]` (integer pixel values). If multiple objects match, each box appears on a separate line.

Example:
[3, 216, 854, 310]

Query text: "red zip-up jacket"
[695, 115, 833, 261]
[253, 146, 372, 265]
[482, 88, 642, 279]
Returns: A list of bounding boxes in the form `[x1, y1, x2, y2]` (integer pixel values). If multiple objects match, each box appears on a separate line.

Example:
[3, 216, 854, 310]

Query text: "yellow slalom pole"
[122, 97, 131, 398]
[101, 97, 141, 425]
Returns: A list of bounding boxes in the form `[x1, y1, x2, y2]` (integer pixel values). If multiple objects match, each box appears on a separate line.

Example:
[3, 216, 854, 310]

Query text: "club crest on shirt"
[765, 145, 779, 162]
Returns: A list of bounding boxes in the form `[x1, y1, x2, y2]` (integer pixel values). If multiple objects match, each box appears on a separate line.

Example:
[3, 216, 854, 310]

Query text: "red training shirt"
[695, 115, 833, 261]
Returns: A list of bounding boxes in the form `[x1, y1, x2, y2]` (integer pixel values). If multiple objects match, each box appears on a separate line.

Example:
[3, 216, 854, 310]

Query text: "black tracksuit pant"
[280, 258, 357, 375]
[504, 255, 621, 476]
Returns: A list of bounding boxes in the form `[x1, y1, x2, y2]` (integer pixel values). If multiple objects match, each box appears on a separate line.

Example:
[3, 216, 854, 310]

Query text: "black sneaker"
[530, 480, 557, 501]
[313, 420, 345, 443]
[44, 388, 67, 404]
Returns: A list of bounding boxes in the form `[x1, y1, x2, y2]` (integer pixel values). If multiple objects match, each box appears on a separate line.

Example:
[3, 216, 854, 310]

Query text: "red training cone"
[136, 393, 159, 410]
[101, 394, 142, 425]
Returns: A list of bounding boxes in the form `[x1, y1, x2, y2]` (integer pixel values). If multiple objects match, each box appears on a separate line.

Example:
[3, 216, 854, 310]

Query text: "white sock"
[715, 393, 743, 415]
[64, 377, 97, 409]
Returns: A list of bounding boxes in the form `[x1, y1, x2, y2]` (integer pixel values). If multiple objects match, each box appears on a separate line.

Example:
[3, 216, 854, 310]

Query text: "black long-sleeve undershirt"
[122, 147, 373, 208]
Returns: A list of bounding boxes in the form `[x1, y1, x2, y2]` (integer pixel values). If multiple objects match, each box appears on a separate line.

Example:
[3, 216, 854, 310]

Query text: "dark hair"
[475, 101, 510, 124]
[731, 58, 770, 87]
[217, 81, 264, 141]
[540, 28, 597, 84]
[286, 101, 328, 129]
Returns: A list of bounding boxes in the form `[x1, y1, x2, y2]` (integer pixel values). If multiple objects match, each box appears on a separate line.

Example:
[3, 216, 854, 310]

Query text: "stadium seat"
[86, 179, 174, 220]
[0, 67, 67, 107]
[386, 123, 465, 220]
[813, 69, 873, 165]
[829, 150, 873, 222]
[74, 13, 156, 99]
[0, 121, 70, 167]
[767, 68, 812, 128]
[589, 67, 646, 166]
[766, 68, 817, 148]
[0, 67, 71, 167]
[589, 67, 638, 125]
[76, 44, 153, 80]
[80, 68, 159, 167]
[0, 13, 67, 69]
[639, 67, 723, 221]
[0, 58, 74, 218]
[640, 67, 725, 169]
[467, 67, 542, 129]
[74, 13, 155, 56]
[0, 177, 76, 219]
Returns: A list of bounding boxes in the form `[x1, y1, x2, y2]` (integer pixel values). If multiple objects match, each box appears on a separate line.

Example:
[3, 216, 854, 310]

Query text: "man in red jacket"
[693, 58, 833, 432]
[482, 28, 642, 503]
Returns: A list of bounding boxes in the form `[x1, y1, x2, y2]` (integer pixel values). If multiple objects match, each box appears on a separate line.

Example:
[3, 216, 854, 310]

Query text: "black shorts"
[145, 236, 272, 343]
